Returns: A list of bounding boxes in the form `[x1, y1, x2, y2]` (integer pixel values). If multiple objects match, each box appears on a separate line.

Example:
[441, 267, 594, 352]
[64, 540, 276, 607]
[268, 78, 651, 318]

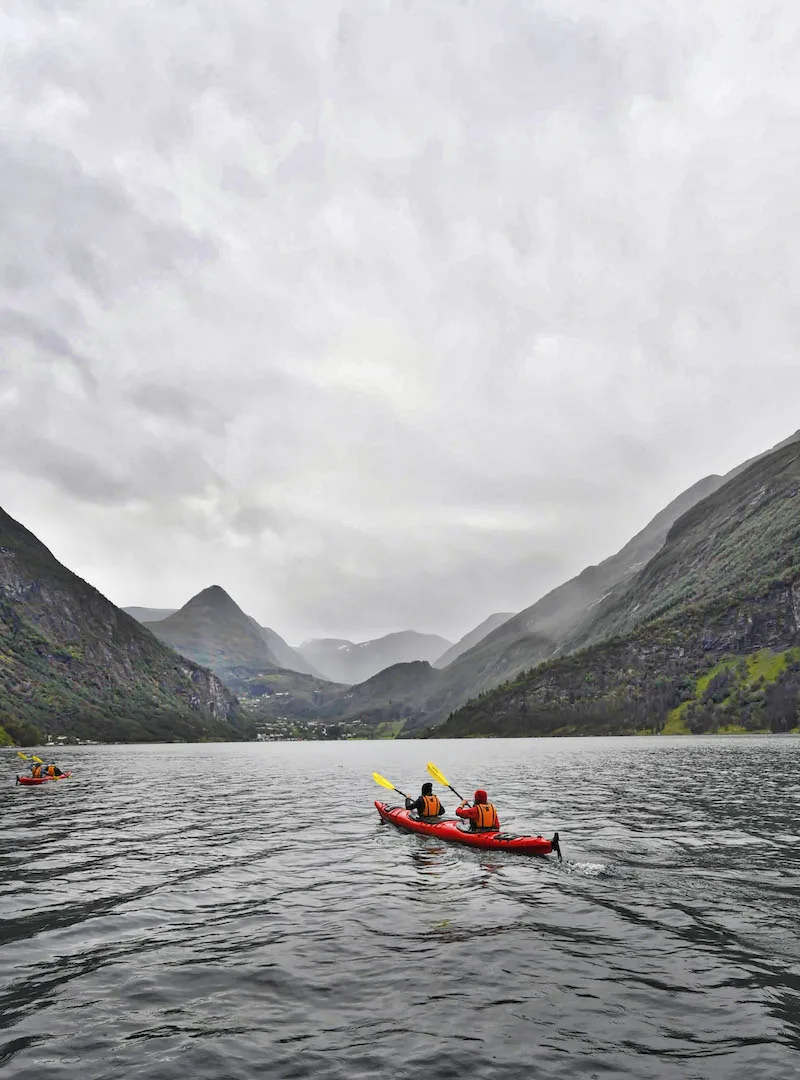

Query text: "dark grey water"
[1, 737, 799, 1079]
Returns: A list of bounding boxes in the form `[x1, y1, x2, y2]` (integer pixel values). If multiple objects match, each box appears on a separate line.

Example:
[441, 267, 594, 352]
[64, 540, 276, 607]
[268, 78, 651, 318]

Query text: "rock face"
[431, 440, 800, 739]
[296, 631, 453, 685]
[0, 508, 245, 745]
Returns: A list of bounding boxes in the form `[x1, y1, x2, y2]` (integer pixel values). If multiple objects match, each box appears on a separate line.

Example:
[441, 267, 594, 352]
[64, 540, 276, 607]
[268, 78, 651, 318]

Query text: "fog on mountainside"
[433, 613, 515, 668]
[123, 607, 176, 623]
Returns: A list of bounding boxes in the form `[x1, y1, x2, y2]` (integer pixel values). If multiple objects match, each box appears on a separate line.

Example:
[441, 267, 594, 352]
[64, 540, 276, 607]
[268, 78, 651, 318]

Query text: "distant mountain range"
[3, 428, 798, 746]
[0, 510, 248, 746]
[124, 609, 453, 684]
[296, 631, 452, 684]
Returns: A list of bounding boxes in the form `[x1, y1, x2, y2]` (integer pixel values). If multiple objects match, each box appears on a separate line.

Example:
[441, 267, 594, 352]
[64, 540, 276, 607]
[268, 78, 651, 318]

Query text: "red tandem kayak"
[375, 801, 560, 858]
[16, 773, 72, 786]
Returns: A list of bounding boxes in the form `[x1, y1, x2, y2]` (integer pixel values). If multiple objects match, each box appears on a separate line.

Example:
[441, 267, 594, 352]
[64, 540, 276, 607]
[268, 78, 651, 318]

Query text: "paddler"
[30, 762, 43, 779]
[45, 763, 64, 778]
[456, 789, 500, 832]
[405, 782, 445, 819]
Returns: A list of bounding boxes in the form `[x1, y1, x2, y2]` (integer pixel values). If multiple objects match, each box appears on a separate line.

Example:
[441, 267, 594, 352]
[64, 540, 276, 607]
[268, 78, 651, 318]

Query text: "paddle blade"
[31, 756, 44, 764]
[16, 751, 28, 760]
[372, 772, 397, 791]
[426, 762, 449, 788]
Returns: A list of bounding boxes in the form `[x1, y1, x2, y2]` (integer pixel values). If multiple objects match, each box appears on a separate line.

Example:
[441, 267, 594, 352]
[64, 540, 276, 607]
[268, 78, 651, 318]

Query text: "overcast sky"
[1, 0, 799, 645]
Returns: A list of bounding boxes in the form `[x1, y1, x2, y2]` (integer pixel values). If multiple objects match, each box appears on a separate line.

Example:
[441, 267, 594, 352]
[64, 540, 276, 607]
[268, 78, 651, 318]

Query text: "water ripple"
[1, 736, 799, 1078]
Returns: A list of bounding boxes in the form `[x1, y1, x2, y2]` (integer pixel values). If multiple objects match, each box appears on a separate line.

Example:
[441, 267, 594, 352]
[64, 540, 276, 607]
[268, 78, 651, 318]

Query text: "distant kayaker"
[46, 763, 64, 778]
[456, 789, 500, 832]
[405, 782, 445, 819]
[30, 762, 43, 779]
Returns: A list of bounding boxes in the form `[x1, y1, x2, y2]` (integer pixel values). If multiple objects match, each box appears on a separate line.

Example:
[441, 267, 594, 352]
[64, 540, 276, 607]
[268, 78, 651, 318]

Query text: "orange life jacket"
[47, 765, 56, 777]
[32, 764, 42, 778]
[420, 794, 443, 817]
[473, 802, 499, 830]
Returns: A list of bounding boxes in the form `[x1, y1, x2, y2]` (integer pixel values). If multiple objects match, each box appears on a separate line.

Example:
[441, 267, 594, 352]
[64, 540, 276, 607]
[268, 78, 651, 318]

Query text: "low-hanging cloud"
[1, 0, 800, 643]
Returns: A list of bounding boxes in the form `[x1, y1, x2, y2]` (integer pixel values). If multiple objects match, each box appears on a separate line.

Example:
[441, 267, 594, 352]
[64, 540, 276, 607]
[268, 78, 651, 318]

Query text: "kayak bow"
[375, 801, 559, 857]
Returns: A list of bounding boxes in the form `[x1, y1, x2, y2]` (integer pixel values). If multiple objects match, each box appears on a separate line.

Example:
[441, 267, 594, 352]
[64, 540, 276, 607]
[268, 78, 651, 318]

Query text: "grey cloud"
[1, 0, 799, 642]
[0, 308, 96, 389]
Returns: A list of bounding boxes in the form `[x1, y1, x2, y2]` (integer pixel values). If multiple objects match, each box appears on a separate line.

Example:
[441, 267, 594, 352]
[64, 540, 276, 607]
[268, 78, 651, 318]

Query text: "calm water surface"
[1, 737, 798, 1079]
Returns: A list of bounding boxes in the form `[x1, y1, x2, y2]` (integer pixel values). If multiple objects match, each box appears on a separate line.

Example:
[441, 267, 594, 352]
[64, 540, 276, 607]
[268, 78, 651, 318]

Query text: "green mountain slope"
[431, 441, 800, 739]
[0, 509, 248, 745]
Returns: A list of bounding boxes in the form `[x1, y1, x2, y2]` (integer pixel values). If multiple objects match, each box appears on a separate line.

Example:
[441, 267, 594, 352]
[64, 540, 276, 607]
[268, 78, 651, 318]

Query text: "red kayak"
[375, 801, 560, 858]
[16, 773, 71, 786]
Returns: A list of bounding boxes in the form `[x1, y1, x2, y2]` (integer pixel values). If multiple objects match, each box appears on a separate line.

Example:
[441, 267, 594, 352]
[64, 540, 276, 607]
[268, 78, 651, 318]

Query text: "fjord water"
[1, 738, 798, 1080]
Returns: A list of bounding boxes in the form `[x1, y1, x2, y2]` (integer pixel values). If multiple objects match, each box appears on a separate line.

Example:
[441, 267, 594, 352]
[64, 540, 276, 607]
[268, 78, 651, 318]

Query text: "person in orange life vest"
[46, 763, 64, 778]
[30, 762, 43, 779]
[405, 782, 445, 819]
[456, 789, 500, 832]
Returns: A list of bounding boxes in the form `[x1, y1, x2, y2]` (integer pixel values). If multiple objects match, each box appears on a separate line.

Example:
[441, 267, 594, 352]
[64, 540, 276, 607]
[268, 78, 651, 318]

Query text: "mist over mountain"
[433, 613, 515, 668]
[123, 607, 176, 623]
[297, 631, 452, 685]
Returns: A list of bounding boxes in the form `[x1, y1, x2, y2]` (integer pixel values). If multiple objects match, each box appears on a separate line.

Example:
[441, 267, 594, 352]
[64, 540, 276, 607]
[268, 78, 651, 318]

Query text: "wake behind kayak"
[375, 801, 560, 858]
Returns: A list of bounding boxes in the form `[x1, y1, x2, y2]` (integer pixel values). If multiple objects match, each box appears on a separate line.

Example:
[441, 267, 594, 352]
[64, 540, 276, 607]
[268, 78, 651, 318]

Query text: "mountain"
[123, 606, 176, 623]
[296, 630, 453, 685]
[0, 508, 246, 746]
[431, 438, 800, 739]
[401, 430, 800, 734]
[433, 613, 515, 668]
[126, 603, 320, 678]
[143, 586, 283, 688]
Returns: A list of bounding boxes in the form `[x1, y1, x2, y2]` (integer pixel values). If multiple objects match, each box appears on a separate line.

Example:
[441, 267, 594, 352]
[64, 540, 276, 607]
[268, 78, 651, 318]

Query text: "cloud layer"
[2, 0, 800, 642]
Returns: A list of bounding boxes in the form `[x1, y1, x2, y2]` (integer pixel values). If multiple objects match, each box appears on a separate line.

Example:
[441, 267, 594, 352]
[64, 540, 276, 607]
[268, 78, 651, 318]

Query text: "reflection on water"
[1, 735, 799, 1079]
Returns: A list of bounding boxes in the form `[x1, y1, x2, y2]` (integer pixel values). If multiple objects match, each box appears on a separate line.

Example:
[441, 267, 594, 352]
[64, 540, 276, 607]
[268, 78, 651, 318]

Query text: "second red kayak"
[375, 801, 560, 858]
[16, 773, 72, 786]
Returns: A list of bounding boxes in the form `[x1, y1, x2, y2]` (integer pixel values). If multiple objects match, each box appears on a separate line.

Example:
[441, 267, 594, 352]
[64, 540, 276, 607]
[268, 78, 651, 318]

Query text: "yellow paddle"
[372, 772, 411, 801]
[16, 752, 44, 764]
[426, 762, 467, 803]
